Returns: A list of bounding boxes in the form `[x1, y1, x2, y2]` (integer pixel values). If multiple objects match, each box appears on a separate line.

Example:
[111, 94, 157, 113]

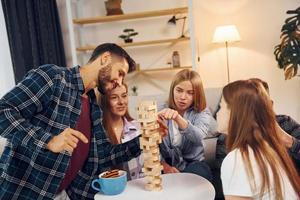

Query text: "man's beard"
[97, 65, 112, 95]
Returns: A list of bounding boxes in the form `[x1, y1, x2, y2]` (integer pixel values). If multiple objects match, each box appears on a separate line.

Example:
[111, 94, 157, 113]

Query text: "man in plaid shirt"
[0, 43, 152, 199]
[250, 78, 300, 167]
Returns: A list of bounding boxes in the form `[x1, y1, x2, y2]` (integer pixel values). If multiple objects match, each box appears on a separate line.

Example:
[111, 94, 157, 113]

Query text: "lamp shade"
[212, 25, 241, 43]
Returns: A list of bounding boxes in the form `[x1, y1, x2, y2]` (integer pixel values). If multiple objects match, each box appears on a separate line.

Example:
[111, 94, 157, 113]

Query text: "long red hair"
[223, 80, 300, 199]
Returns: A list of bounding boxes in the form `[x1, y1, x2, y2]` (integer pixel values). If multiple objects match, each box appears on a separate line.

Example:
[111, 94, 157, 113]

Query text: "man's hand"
[276, 123, 293, 148]
[47, 128, 88, 154]
[162, 162, 179, 173]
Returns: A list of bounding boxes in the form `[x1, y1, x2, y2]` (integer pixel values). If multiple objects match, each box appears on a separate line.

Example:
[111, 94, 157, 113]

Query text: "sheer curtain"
[0, 1, 14, 98]
[1, 0, 66, 83]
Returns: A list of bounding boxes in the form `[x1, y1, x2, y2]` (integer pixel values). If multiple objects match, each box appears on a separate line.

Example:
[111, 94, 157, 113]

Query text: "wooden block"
[139, 138, 150, 150]
[143, 153, 160, 161]
[142, 133, 161, 144]
[137, 101, 158, 123]
[140, 137, 154, 145]
[140, 138, 158, 148]
[142, 168, 162, 175]
[144, 160, 160, 167]
[144, 160, 160, 168]
[143, 147, 159, 154]
[143, 153, 159, 161]
[151, 178, 162, 185]
[143, 171, 161, 177]
[137, 101, 163, 191]
[142, 129, 159, 136]
[143, 154, 158, 161]
[151, 134, 161, 143]
[140, 122, 159, 130]
[145, 176, 162, 184]
[144, 162, 161, 170]
[145, 183, 162, 191]
[138, 116, 157, 123]
[151, 151, 160, 157]
[142, 165, 163, 175]
[144, 174, 163, 188]
[137, 101, 157, 111]
[140, 144, 148, 150]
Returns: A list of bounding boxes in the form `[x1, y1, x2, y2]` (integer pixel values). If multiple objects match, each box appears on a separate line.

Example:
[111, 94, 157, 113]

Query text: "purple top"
[121, 118, 143, 180]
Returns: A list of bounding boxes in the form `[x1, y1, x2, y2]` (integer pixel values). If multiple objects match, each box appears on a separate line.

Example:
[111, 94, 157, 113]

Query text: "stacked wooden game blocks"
[137, 101, 163, 191]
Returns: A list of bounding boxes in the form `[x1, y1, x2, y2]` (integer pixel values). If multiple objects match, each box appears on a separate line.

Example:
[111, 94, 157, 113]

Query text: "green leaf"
[124, 28, 134, 32]
[129, 32, 138, 37]
[119, 35, 128, 39]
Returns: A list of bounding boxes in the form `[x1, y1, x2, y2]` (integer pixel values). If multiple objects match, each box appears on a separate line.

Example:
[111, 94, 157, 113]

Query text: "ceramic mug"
[91, 170, 127, 195]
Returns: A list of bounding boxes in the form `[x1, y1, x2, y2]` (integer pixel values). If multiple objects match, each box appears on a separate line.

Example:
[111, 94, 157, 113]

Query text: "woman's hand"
[157, 118, 168, 137]
[162, 162, 180, 173]
[158, 108, 188, 129]
[158, 108, 179, 120]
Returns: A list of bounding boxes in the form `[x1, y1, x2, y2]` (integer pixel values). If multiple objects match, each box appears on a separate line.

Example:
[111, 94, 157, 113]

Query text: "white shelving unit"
[66, 1, 196, 67]
[65, 0, 197, 94]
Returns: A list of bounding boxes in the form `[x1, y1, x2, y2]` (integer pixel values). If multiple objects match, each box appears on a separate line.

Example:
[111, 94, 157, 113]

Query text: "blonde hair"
[101, 84, 133, 144]
[223, 80, 300, 199]
[168, 69, 206, 112]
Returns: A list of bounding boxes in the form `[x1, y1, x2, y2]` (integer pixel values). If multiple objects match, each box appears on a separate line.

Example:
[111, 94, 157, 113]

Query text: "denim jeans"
[182, 160, 212, 182]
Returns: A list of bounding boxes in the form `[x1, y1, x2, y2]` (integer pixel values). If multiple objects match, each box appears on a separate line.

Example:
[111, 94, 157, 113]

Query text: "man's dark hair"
[88, 43, 136, 72]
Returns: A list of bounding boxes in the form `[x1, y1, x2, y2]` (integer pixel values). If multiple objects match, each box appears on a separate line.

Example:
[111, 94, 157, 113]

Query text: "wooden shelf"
[76, 37, 190, 52]
[137, 66, 192, 73]
[73, 7, 188, 25]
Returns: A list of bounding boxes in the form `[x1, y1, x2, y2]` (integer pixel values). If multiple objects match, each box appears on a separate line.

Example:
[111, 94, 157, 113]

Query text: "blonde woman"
[158, 69, 217, 181]
[219, 80, 300, 199]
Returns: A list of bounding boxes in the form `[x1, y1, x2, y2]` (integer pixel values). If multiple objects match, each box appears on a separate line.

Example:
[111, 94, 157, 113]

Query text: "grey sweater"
[160, 107, 217, 171]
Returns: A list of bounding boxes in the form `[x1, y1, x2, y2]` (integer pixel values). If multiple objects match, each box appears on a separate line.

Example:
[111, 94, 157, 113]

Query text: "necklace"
[112, 118, 124, 140]
[114, 125, 124, 139]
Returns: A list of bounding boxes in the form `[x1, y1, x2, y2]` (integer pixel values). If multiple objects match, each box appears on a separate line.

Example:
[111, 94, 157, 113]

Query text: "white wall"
[58, 0, 300, 121]
[0, 2, 15, 97]
[193, 0, 300, 121]
[57, 0, 192, 96]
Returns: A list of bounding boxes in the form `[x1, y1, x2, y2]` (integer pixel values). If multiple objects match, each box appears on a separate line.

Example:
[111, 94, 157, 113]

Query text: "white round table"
[94, 173, 215, 200]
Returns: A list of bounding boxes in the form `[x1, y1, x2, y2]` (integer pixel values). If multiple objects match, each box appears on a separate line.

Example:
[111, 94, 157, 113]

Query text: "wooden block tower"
[137, 101, 163, 191]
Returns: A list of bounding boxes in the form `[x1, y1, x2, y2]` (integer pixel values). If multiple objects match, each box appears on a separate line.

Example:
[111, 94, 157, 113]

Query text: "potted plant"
[119, 28, 138, 43]
[131, 86, 138, 96]
[274, 7, 300, 80]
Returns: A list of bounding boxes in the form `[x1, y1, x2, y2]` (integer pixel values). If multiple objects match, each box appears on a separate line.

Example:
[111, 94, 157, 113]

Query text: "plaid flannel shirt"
[0, 64, 141, 200]
[276, 115, 300, 159]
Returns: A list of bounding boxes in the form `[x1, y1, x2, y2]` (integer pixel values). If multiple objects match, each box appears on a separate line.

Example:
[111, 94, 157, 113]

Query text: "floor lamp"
[212, 25, 241, 83]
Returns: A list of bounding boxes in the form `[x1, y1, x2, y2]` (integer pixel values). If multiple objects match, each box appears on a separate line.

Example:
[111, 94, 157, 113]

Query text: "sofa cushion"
[204, 87, 222, 117]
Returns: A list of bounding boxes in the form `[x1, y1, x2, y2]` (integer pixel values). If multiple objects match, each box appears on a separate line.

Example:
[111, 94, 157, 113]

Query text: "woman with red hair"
[219, 80, 300, 199]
